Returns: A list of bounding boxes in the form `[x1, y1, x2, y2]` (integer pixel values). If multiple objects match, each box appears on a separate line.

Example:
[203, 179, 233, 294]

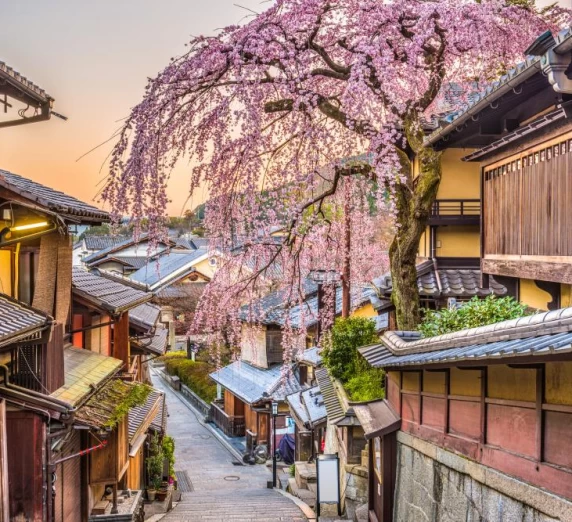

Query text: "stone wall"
[395, 432, 572, 522]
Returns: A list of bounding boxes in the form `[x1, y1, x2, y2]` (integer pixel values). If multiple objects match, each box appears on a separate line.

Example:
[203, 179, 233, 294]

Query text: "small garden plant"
[147, 433, 164, 492]
[161, 352, 217, 403]
[322, 317, 384, 402]
[418, 295, 529, 338]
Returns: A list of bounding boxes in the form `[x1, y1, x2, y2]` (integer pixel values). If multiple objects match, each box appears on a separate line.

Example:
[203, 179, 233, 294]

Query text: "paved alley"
[151, 371, 308, 522]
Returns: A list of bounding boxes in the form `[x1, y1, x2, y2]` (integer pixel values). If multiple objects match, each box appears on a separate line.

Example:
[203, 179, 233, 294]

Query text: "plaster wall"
[240, 323, 268, 368]
[351, 302, 377, 318]
[394, 433, 572, 522]
[435, 226, 480, 258]
[519, 279, 552, 311]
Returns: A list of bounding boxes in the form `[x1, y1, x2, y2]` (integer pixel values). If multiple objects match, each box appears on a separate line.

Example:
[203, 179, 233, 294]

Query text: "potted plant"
[146, 434, 164, 502]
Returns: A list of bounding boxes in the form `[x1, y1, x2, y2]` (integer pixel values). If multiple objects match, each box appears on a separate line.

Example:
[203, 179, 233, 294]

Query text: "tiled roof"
[209, 361, 302, 404]
[314, 368, 359, 426]
[295, 347, 322, 367]
[156, 282, 207, 303]
[83, 234, 174, 265]
[50, 346, 123, 406]
[0, 170, 109, 223]
[131, 327, 169, 356]
[129, 249, 208, 290]
[425, 28, 572, 147]
[129, 302, 161, 331]
[373, 260, 507, 299]
[150, 392, 167, 433]
[287, 385, 327, 429]
[128, 388, 164, 443]
[82, 235, 130, 251]
[89, 256, 151, 270]
[360, 307, 572, 369]
[0, 61, 52, 104]
[241, 280, 374, 328]
[0, 293, 52, 348]
[72, 267, 152, 314]
[353, 400, 400, 440]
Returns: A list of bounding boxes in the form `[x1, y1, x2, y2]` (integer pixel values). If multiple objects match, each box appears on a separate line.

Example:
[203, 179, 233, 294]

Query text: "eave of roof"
[0, 170, 109, 223]
[72, 268, 152, 314]
[0, 293, 52, 348]
[128, 388, 164, 444]
[0, 61, 52, 105]
[360, 307, 572, 369]
[51, 346, 123, 406]
[425, 28, 572, 148]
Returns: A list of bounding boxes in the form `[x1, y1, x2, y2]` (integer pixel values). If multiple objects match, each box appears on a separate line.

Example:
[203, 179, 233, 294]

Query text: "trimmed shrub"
[344, 368, 385, 402]
[163, 358, 217, 403]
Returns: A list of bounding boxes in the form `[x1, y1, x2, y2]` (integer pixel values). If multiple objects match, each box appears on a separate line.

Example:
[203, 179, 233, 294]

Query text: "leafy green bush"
[147, 433, 164, 490]
[322, 317, 379, 383]
[162, 435, 176, 479]
[163, 358, 217, 403]
[344, 368, 385, 402]
[419, 295, 529, 338]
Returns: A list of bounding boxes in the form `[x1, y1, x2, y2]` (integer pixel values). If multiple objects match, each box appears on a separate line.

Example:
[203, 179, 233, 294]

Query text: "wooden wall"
[7, 411, 45, 522]
[127, 446, 144, 491]
[387, 362, 572, 501]
[482, 132, 572, 283]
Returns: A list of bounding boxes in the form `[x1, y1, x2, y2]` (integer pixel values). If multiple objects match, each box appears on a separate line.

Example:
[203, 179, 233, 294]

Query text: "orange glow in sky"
[0, 0, 263, 216]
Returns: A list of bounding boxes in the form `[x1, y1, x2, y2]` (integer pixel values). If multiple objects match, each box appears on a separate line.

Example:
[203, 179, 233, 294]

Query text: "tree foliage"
[418, 295, 529, 338]
[322, 316, 378, 382]
[105, 0, 565, 340]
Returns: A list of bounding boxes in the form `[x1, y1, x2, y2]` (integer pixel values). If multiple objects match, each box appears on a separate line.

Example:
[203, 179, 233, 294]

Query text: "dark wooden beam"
[483, 258, 572, 285]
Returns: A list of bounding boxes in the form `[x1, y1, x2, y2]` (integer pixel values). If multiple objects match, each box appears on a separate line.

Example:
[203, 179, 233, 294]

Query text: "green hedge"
[163, 358, 217, 403]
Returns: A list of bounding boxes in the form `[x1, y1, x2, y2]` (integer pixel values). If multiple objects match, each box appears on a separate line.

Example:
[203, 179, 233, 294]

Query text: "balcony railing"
[429, 199, 480, 226]
[210, 400, 245, 438]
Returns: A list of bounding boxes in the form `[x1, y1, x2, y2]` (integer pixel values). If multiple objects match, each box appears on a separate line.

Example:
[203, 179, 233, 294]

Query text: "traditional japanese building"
[0, 169, 166, 521]
[360, 308, 572, 521]
[427, 28, 572, 311]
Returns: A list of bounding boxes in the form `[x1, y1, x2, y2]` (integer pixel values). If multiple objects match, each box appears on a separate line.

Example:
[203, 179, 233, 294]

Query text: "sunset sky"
[0, 0, 261, 216]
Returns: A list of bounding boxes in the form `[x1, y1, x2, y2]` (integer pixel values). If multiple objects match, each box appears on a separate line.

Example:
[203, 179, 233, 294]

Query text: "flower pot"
[147, 489, 156, 501]
[156, 490, 168, 502]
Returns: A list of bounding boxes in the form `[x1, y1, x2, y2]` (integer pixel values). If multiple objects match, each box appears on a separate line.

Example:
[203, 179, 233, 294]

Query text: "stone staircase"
[287, 462, 318, 509]
[160, 488, 308, 521]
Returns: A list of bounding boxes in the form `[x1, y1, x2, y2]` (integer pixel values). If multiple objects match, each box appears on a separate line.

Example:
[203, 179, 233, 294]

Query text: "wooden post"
[0, 400, 8, 522]
[114, 312, 130, 369]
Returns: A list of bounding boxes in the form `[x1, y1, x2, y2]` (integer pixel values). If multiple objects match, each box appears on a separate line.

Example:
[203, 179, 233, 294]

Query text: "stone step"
[288, 477, 316, 508]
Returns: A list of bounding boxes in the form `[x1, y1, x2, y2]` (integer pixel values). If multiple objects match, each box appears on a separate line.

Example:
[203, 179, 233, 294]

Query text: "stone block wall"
[395, 432, 572, 522]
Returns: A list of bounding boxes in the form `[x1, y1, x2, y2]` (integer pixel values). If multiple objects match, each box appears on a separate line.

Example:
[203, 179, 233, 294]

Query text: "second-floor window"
[266, 326, 283, 365]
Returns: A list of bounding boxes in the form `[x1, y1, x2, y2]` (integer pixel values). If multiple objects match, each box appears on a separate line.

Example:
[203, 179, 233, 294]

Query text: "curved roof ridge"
[382, 307, 572, 355]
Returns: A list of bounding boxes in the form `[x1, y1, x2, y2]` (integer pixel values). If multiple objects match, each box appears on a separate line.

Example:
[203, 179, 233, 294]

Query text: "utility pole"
[342, 180, 351, 318]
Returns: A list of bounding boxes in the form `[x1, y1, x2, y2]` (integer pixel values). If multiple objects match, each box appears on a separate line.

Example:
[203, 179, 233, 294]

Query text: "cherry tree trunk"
[390, 143, 442, 331]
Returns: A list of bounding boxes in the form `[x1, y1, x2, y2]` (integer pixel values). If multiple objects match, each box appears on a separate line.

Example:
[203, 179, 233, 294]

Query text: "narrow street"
[150, 371, 308, 522]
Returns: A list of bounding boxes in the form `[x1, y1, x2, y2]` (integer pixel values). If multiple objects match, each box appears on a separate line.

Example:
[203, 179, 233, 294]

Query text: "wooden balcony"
[210, 400, 245, 438]
[482, 134, 572, 283]
[428, 199, 480, 226]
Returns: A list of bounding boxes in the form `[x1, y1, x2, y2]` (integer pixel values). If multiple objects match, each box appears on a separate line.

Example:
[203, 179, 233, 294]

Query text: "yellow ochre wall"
[351, 303, 377, 318]
[437, 149, 481, 200]
[417, 149, 481, 258]
[0, 250, 11, 296]
[435, 226, 481, 258]
[519, 279, 551, 311]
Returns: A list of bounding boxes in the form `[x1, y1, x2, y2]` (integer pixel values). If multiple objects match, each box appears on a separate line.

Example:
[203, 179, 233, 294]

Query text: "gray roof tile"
[128, 388, 165, 442]
[209, 361, 302, 404]
[360, 306, 572, 368]
[72, 267, 152, 314]
[129, 249, 208, 289]
[129, 302, 161, 331]
[0, 294, 51, 348]
[0, 170, 109, 223]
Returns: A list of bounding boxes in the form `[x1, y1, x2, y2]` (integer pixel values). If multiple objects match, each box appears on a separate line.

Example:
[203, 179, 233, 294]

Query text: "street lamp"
[272, 401, 278, 488]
